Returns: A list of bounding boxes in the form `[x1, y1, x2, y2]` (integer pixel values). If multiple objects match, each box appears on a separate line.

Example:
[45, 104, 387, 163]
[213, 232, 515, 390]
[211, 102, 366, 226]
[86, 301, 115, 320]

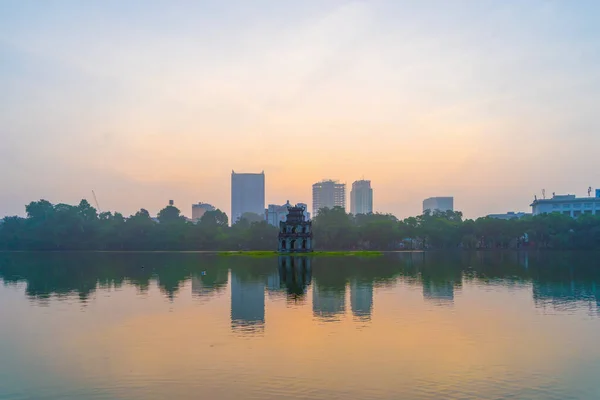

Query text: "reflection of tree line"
[1, 252, 600, 314]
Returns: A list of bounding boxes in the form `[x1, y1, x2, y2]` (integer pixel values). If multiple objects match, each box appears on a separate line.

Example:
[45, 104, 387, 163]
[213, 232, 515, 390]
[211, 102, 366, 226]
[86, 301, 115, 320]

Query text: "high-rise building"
[350, 180, 373, 215]
[312, 180, 345, 217]
[231, 171, 265, 224]
[423, 197, 454, 214]
[191, 202, 216, 221]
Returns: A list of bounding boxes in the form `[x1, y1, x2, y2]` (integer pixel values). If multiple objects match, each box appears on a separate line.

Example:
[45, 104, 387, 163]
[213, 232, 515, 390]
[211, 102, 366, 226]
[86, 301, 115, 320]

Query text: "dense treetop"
[1, 200, 600, 250]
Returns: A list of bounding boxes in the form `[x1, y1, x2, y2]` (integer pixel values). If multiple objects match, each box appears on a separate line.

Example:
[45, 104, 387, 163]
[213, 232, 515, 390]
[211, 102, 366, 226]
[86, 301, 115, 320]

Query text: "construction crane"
[92, 190, 101, 213]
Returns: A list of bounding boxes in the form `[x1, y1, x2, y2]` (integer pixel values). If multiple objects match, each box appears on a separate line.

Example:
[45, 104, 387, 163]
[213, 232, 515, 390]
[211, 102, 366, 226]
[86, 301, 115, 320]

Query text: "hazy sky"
[2, 0, 600, 219]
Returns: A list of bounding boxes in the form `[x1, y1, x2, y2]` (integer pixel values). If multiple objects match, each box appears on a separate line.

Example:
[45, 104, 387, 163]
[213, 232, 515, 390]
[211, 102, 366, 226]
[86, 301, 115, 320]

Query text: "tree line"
[1, 199, 600, 251]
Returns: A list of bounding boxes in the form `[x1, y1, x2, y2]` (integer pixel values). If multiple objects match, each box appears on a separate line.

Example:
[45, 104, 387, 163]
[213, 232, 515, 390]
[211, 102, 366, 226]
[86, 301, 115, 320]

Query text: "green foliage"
[239, 212, 264, 224]
[4, 200, 600, 251]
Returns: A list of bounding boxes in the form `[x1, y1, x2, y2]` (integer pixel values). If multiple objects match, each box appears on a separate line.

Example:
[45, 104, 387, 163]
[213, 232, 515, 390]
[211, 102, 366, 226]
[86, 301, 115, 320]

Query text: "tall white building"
[312, 180, 346, 217]
[350, 180, 373, 215]
[231, 171, 265, 224]
[531, 190, 600, 217]
[423, 197, 454, 214]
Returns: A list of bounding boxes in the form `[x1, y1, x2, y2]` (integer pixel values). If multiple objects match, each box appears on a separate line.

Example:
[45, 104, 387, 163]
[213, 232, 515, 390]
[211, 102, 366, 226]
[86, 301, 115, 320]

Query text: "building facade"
[423, 196, 454, 213]
[191, 202, 216, 221]
[350, 180, 373, 215]
[266, 201, 310, 227]
[231, 171, 265, 224]
[312, 180, 346, 217]
[531, 191, 600, 217]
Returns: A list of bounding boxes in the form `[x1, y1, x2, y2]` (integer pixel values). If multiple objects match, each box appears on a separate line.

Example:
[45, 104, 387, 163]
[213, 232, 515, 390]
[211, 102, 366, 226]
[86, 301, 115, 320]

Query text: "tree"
[239, 212, 264, 224]
[313, 207, 356, 250]
[158, 205, 185, 224]
[200, 209, 228, 227]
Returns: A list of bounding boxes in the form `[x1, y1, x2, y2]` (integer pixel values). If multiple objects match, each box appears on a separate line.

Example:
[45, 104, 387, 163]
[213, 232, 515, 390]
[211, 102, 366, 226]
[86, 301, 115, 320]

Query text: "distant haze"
[2, 1, 600, 219]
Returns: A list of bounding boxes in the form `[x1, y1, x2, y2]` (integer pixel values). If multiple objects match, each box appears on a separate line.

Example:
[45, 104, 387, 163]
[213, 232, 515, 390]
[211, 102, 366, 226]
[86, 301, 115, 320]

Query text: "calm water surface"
[1, 251, 600, 400]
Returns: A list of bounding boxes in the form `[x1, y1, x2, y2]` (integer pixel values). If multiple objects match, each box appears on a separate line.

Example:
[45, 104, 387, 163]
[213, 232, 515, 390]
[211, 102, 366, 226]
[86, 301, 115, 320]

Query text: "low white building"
[265, 201, 310, 227]
[487, 212, 531, 220]
[531, 191, 600, 217]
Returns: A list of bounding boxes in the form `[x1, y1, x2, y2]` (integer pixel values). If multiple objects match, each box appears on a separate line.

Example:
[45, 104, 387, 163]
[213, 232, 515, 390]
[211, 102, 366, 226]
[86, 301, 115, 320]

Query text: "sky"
[1, 0, 600, 219]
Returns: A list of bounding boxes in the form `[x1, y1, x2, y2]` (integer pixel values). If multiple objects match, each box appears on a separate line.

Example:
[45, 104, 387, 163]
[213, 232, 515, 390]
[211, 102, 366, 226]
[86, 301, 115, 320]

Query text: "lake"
[1, 251, 600, 400]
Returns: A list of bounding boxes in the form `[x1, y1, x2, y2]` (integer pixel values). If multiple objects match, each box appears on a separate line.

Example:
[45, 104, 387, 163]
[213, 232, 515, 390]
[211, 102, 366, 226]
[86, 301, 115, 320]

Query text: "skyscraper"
[231, 171, 265, 224]
[422, 197, 454, 213]
[350, 180, 373, 215]
[312, 180, 345, 217]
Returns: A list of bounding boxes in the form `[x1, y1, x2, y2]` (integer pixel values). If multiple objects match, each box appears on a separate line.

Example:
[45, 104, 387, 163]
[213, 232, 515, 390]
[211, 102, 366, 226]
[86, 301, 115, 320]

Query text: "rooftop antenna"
[542, 189, 546, 199]
[92, 190, 101, 213]
[588, 186, 592, 197]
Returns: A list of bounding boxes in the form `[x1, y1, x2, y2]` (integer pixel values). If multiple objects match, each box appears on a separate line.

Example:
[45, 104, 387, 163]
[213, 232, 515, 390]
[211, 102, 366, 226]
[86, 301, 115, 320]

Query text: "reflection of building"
[266, 201, 310, 226]
[423, 197, 454, 213]
[312, 282, 345, 320]
[230, 270, 265, 333]
[350, 180, 373, 215]
[231, 171, 265, 224]
[192, 202, 216, 221]
[532, 280, 600, 313]
[531, 191, 600, 217]
[312, 180, 346, 217]
[350, 280, 373, 320]
[278, 256, 312, 302]
[191, 269, 228, 301]
[422, 281, 454, 304]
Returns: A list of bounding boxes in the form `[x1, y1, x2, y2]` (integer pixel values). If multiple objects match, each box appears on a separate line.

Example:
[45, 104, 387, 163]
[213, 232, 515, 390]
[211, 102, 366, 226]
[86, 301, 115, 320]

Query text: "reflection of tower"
[422, 281, 454, 305]
[312, 281, 345, 321]
[350, 280, 373, 320]
[230, 270, 265, 333]
[278, 256, 312, 302]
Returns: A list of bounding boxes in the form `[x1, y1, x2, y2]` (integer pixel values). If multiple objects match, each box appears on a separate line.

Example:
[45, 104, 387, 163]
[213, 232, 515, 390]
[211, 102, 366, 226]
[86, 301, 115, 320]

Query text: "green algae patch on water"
[218, 251, 383, 257]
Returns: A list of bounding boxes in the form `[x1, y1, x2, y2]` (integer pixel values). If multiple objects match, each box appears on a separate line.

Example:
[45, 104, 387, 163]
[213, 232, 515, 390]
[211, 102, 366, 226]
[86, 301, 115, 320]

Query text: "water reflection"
[277, 256, 312, 303]
[4, 251, 600, 400]
[191, 267, 227, 302]
[2, 251, 600, 321]
[231, 269, 265, 334]
[350, 280, 373, 320]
